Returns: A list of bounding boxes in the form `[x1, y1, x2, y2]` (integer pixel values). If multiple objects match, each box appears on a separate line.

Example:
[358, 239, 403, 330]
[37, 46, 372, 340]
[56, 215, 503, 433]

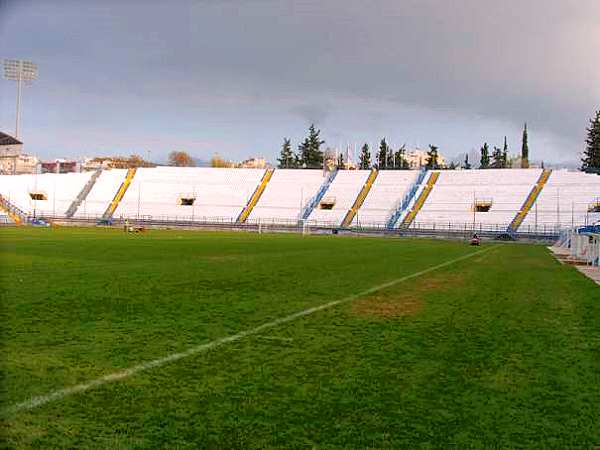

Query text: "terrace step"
[300, 169, 338, 221]
[507, 169, 552, 232]
[237, 168, 275, 223]
[0, 193, 27, 225]
[102, 168, 137, 220]
[65, 169, 102, 218]
[400, 171, 440, 229]
[341, 168, 378, 227]
[386, 168, 427, 229]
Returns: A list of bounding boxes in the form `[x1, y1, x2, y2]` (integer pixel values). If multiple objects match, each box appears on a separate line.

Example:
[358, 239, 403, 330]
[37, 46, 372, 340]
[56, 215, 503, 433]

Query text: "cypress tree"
[581, 110, 600, 172]
[277, 138, 296, 168]
[464, 153, 471, 169]
[359, 143, 371, 169]
[480, 143, 490, 169]
[521, 123, 529, 168]
[502, 136, 509, 168]
[337, 152, 345, 169]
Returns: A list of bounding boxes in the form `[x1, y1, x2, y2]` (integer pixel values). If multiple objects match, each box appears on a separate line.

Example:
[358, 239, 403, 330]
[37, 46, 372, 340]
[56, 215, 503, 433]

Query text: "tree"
[168, 151, 195, 167]
[337, 151, 345, 169]
[359, 143, 371, 169]
[386, 144, 394, 169]
[426, 145, 439, 169]
[521, 123, 529, 168]
[210, 153, 233, 168]
[582, 110, 600, 172]
[480, 143, 490, 169]
[464, 153, 471, 169]
[502, 136, 509, 168]
[491, 146, 504, 169]
[277, 138, 297, 168]
[394, 145, 408, 169]
[297, 124, 324, 168]
[377, 138, 390, 169]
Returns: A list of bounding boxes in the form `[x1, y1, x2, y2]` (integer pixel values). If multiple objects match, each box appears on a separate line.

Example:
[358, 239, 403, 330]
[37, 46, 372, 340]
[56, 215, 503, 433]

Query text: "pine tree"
[426, 145, 439, 169]
[480, 143, 490, 169]
[277, 138, 296, 168]
[464, 153, 471, 169]
[521, 123, 529, 168]
[582, 110, 600, 172]
[378, 138, 390, 169]
[297, 124, 324, 168]
[359, 143, 371, 169]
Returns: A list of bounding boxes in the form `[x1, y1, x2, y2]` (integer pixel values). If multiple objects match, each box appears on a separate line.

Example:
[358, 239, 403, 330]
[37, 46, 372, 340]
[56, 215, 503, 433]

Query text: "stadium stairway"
[399, 171, 440, 228]
[300, 169, 338, 221]
[507, 169, 552, 233]
[65, 169, 102, 218]
[341, 168, 378, 227]
[102, 168, 137, 220]
[386, 168, 428, 229]
[237, 168, 275, 223]
[0, 193, 27, 225]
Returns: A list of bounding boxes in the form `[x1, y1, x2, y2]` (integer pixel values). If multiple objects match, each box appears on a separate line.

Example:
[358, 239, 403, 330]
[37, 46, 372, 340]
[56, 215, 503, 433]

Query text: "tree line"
[161, 111, 600, 172]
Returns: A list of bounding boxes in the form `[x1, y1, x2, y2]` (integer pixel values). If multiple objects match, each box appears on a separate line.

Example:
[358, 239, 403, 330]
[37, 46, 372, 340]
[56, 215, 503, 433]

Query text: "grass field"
[1, 227, 599, 448]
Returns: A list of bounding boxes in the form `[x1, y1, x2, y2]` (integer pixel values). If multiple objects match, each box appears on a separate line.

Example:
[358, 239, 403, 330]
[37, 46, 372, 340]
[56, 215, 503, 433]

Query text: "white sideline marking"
[5, 246, 496, 415]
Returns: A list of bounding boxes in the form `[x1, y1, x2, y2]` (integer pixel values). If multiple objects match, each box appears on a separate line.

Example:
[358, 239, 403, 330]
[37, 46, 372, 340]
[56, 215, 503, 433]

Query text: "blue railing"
[385, 168, 427, 229]
[301, 169, 338, 220]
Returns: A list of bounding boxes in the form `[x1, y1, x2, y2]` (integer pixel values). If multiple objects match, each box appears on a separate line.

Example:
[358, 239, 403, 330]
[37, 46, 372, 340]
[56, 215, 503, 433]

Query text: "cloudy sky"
[0, 0, 599, 164]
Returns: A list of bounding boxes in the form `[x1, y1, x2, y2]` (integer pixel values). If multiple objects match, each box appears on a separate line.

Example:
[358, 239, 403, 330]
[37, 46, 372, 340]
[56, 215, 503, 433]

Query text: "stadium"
[2, 1, 600, 448]
[2, 163, 600, 448]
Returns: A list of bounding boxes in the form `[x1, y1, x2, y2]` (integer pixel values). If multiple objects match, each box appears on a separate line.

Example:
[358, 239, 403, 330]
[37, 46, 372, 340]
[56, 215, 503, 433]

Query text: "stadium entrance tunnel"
[319, 196, 336, 210]
[29, 192, 47, 201]
[179, 197, 196, 206]
[474, 199, 493, 212]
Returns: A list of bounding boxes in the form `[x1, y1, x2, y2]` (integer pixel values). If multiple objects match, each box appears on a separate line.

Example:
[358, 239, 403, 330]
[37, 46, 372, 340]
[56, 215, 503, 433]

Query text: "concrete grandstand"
[0, 167, 598, 236]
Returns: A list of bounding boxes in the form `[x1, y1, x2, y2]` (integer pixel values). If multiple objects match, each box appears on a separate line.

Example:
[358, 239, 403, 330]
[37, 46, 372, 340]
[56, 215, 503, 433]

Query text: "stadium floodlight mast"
[3, 59, 38, 139]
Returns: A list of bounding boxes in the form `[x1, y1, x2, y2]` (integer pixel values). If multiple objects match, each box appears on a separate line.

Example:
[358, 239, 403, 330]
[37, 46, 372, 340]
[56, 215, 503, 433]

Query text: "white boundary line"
[5, 246, 496, 415]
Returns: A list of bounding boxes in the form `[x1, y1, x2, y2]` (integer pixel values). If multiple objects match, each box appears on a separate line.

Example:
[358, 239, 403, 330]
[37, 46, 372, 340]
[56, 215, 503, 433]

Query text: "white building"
[0, 132, 38, 175]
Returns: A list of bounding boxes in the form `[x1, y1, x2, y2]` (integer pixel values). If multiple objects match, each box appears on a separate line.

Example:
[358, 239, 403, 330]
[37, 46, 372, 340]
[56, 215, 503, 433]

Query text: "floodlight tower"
[3, 59, 38, 139]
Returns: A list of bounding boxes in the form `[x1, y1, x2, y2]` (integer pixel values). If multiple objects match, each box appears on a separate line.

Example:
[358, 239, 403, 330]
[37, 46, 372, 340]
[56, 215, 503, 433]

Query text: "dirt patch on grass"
[352, 273, 465, 320]
[353, 294, 424, 319]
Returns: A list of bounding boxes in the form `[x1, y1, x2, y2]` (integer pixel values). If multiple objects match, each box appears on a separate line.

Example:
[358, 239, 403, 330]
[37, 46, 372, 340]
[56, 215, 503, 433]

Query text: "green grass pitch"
[1, 227, 599, 448]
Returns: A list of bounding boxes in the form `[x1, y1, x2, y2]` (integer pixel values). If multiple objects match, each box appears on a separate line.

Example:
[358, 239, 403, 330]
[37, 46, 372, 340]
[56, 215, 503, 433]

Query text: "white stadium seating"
[358, 171, 419, 227]
[0, 172, 93, 216]
[114, 167, 265, 221]
[520, 170, 600, 231]
[414, 169, 542, 229]
[74, 169, 126, 218]
[248, 169, 324, 224]
[0, 167, 597, 231]
[306, 170, 371, 226]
